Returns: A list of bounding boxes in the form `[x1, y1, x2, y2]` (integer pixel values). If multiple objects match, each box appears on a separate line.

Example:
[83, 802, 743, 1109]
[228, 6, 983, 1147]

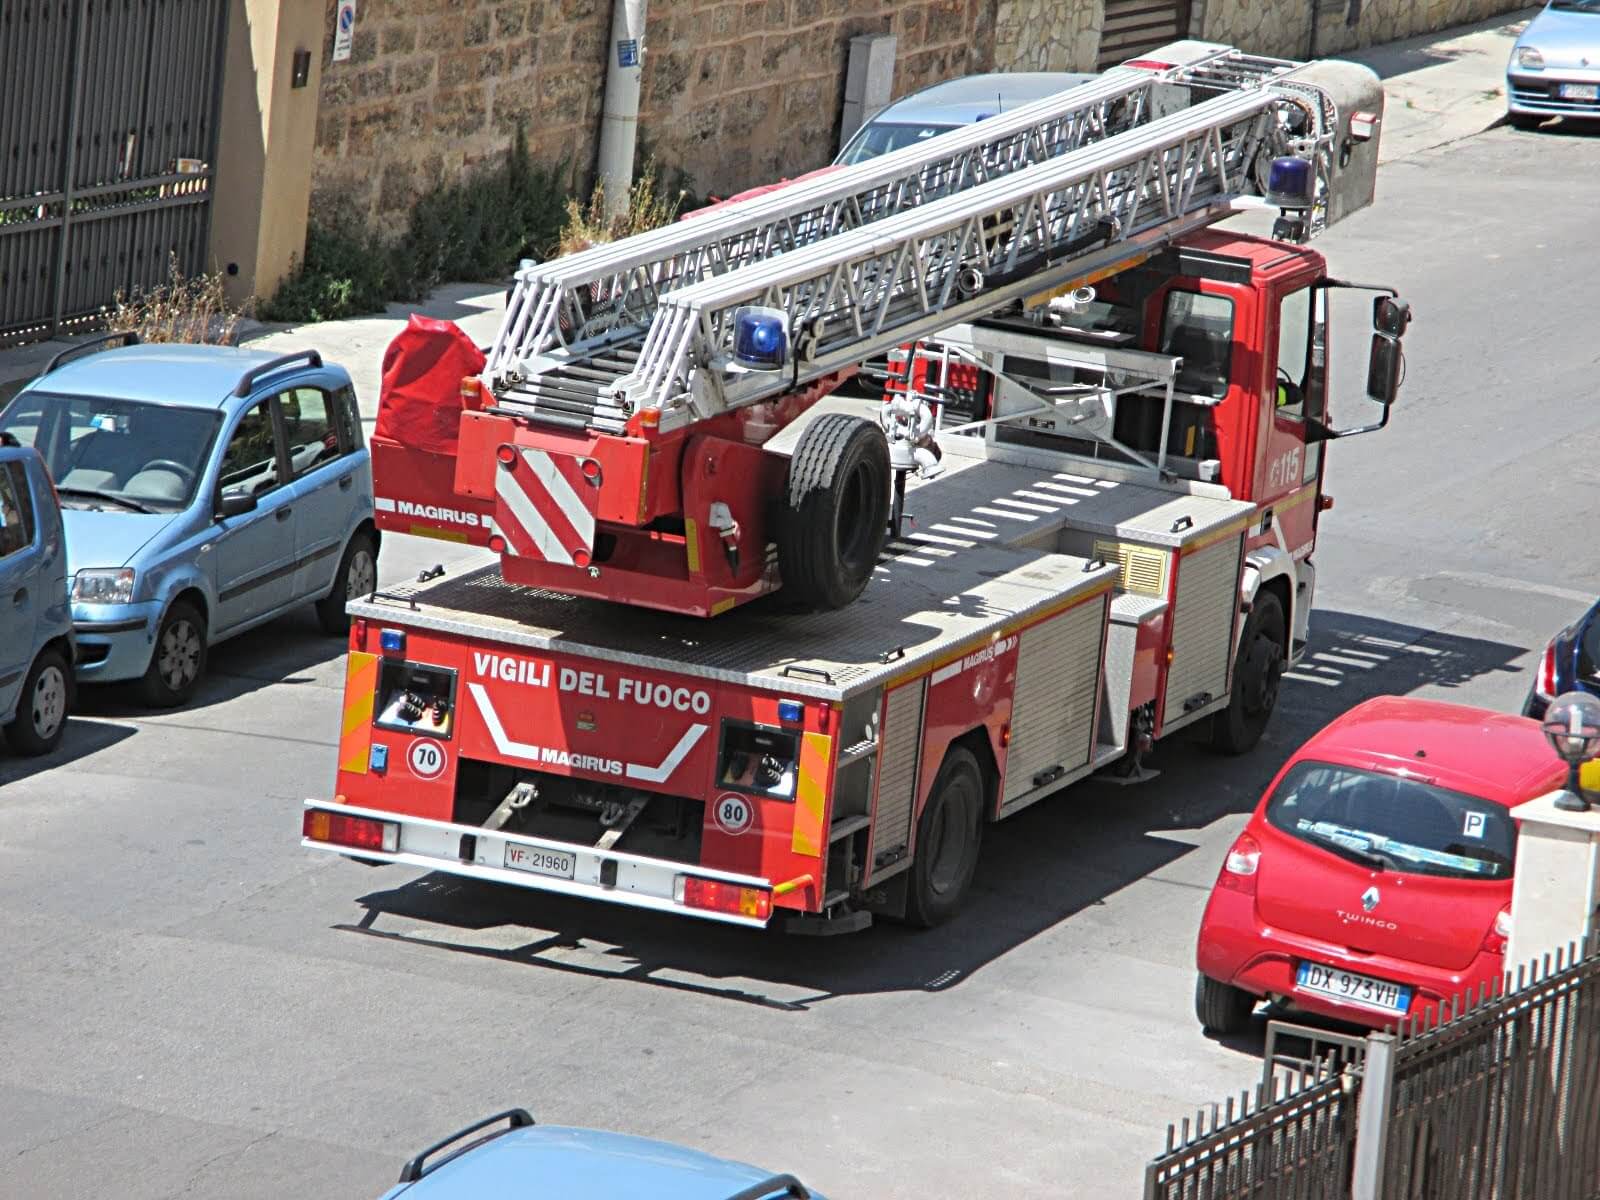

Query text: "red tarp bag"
[374, 314, 486, 456]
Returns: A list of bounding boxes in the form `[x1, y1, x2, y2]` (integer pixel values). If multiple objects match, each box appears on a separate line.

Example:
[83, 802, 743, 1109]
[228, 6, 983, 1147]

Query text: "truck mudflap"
[301, 799, 782, 928]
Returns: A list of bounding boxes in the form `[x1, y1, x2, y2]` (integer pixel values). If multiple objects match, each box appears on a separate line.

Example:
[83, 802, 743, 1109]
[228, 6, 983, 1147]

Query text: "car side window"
[331, 383, 363, 450]
[218, 400, 283, 501]
[0, 463, 35, 559]
[278, 388, 346, 478]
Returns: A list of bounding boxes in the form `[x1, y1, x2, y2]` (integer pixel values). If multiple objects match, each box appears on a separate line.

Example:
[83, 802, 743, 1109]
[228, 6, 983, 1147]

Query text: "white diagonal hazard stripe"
[522, 448, 595, 546]
[496, 466, 573, 564]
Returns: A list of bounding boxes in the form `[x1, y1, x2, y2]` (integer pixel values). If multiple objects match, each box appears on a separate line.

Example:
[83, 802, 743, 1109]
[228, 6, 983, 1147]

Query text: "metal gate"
[0, 0, 229, 347]
[1097, 0, 1193, 69]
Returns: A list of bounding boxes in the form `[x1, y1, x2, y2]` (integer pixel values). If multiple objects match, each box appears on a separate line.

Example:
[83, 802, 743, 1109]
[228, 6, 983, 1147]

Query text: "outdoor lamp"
[1541, 691, 1600, 812]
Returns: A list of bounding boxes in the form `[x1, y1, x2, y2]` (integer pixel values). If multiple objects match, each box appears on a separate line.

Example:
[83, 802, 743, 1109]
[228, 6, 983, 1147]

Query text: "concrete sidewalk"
[0, 10, 1533, 410]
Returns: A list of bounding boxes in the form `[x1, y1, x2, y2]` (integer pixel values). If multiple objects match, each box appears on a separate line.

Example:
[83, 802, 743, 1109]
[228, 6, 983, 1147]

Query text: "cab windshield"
[0, 392, 222, 513]
[1265, 760, 1516, 881]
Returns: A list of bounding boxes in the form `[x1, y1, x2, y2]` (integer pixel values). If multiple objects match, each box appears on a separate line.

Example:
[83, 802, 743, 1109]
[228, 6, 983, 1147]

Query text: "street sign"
[333, 0, 357, 63]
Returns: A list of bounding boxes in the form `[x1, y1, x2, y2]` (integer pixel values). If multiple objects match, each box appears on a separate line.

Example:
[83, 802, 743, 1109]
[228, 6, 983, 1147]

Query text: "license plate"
[503, 843, 577, 880]
[1296, 961, 1411, 1014]
[1560, 83, 1599, 100]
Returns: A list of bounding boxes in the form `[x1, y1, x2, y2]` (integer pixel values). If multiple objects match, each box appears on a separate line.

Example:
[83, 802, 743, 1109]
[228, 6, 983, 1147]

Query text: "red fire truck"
[302, 43, 1411, 932]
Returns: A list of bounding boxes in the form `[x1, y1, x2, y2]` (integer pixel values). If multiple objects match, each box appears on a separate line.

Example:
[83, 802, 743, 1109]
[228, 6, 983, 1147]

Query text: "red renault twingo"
[1195, 696, 1565, 1035]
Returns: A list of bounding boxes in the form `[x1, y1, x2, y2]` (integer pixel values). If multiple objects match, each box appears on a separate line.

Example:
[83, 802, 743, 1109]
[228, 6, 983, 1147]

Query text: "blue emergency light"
[1265, 156, 1313, 209]
[778, 698, 804, 723]
[380, 628, 406, 654]
[732, 306, 788, 371]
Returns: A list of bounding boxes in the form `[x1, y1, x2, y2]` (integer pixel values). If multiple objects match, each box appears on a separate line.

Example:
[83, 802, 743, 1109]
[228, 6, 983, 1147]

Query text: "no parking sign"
[333, 0, 357, 63]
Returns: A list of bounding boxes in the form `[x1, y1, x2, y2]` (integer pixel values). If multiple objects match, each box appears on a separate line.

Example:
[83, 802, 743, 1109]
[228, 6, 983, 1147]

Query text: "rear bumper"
[301, 799, 774, 928]
[1198, 891, 1500, 1031]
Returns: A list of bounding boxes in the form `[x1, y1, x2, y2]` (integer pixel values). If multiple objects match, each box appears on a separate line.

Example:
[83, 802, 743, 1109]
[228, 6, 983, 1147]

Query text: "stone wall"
[312, 0, 1013, 228]
[1193, 0, 1527, 60]
[992, 0, 1103, 72]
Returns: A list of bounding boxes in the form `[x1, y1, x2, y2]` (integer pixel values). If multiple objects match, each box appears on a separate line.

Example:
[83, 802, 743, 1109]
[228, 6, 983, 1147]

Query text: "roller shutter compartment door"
[1097, 0, 1193, 70]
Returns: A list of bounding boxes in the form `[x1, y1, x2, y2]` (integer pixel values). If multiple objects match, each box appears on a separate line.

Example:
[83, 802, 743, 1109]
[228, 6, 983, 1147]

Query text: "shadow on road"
[74, 606, 347, 720]
[336, 609, 1532, 1012]
[0, 714, 136, 786]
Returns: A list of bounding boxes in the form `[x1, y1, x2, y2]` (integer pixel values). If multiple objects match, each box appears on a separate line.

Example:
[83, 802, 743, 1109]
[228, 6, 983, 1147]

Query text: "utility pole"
[597, 0, 648, 223]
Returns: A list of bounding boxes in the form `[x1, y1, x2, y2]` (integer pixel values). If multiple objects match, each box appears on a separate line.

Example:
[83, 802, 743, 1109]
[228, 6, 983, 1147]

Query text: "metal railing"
[1147, 944, 1600, 1200]
[1145, 1059, 1357, 1200]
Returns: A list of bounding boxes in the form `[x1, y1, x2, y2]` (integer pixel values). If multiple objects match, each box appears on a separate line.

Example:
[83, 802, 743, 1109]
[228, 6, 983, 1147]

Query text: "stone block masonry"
[311, 0, 1056, 229]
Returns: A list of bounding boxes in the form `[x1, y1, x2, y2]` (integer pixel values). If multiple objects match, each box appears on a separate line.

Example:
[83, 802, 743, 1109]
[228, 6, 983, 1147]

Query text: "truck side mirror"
[1366, 334, 1402, 406]
[1374, 295, 1411, 337]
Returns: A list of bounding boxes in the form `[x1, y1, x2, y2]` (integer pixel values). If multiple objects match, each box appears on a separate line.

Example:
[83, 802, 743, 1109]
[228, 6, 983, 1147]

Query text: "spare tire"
[777, 414, 891, 610]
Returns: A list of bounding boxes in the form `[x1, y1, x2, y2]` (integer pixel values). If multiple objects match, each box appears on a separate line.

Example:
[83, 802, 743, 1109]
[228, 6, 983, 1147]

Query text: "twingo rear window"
[1264, 761, 1516, 881]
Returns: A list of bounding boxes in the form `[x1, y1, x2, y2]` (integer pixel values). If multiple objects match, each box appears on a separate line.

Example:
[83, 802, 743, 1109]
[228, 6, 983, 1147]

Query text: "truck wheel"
[1196, 972, 1256, 1036]
[316, 530, 378, 636]
[906, 746, 985, 928]
[776, 414, 890, 610]
[1212, 591, 1285, 755]
[138, 599, 207, 708]
[3, 645, 72, 756]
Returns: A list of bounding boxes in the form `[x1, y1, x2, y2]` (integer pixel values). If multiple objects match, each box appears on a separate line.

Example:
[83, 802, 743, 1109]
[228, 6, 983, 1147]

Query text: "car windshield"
[1550, 0, 1600, 11]
[1265, 760, 1516, 881]
[836, 120, 961, 164]
[0, 391, 222, 513]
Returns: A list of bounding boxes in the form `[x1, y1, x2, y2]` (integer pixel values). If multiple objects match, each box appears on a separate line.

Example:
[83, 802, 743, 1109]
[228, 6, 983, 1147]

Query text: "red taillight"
[1122, 58, 1175, 70]
[303, 809, 398, 854]
[488, 534, 508, 554]
[496, 443, 518, 466]
[1483, 903, 1514, 955]
[1218, 833, 1261, 894]
[677, 875, 772, 920]
[1536, 639, 1559, 700]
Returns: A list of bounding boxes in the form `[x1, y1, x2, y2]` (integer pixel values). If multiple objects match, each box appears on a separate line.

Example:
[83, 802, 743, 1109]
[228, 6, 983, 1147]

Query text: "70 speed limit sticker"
[712, 793, 754, 836]
[407, 738, 448, 780]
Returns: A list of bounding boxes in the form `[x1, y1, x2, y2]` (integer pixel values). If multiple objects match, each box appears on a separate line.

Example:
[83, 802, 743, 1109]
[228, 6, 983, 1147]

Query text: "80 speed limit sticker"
[407, 738, 448, 780]
[712, 793, 753, 836]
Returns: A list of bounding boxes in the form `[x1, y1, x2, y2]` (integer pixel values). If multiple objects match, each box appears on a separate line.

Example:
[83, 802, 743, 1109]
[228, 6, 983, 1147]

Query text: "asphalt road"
[4, 122, 1599, 1200]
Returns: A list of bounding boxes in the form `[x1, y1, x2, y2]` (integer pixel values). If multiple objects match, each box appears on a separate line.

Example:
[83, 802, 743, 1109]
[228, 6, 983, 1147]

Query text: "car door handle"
[339, 476, 354, 491]
[276, 507, 293, 522]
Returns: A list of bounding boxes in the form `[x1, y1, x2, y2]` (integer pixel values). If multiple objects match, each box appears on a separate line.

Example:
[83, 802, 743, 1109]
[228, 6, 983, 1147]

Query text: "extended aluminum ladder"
[486, 44, 1337, 433]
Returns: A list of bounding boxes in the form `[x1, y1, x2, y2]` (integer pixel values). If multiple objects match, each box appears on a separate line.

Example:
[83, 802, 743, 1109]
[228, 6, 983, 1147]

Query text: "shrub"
[557, 157, 687, 255]
[108, 253, 253, 344]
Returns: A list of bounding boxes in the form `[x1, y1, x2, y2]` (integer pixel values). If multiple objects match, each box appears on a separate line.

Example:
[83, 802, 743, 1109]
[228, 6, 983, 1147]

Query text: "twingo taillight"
[1218, 833, 1262, 894]
[675, 875, 772, 921]
[303, 809, 399, 854]
[1483, 903, 1514, 956]
[1536, 637, 1560, 700]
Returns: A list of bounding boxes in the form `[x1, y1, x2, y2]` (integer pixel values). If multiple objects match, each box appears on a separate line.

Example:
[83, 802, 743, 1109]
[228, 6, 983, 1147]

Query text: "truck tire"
[1211, 591, 1285, 755]
[316, 529, 378, 636]
[3, 645, 72, 756]
[776, 414, 890, 610]
[906, 745, 985, 928]
[138, 599, 207, 708]
[1195, 972, 1256, 1036]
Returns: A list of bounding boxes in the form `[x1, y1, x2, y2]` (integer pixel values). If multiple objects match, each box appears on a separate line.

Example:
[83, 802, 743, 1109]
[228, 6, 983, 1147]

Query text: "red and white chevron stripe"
[492, 447, 598, 566]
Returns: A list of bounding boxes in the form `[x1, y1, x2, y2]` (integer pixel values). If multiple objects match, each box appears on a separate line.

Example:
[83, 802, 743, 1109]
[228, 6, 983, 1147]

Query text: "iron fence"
[1382, 947, 1600, 1200]
[1144, 1060, 1358, 1200]
[1147, 946, 1600, 1200]
[0, 0, 229, 346]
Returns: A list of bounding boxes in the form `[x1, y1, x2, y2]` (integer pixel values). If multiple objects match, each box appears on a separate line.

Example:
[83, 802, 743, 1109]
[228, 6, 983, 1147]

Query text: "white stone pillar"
[1505, 790, 1600, 974]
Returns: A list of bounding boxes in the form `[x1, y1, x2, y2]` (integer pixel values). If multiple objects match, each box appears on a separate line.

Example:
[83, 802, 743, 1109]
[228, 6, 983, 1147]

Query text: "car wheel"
[1212, 591, 1286, 755]
[1195, 972, 1256, 1036]
[3, 645, 72, 756]
[316, 530, 378, 637]
[138, 599, 207, 708]
[906, 746, 985, 928]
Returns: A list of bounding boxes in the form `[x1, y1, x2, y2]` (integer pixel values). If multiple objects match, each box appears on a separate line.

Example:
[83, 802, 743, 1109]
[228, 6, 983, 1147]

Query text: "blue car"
[0, 335, 378, 707]
[1525, 596, 1600, 719]
[380, 1110, 822, 1200]
[1507, 0, 1600, 128]
[0, 442, 74, 754]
